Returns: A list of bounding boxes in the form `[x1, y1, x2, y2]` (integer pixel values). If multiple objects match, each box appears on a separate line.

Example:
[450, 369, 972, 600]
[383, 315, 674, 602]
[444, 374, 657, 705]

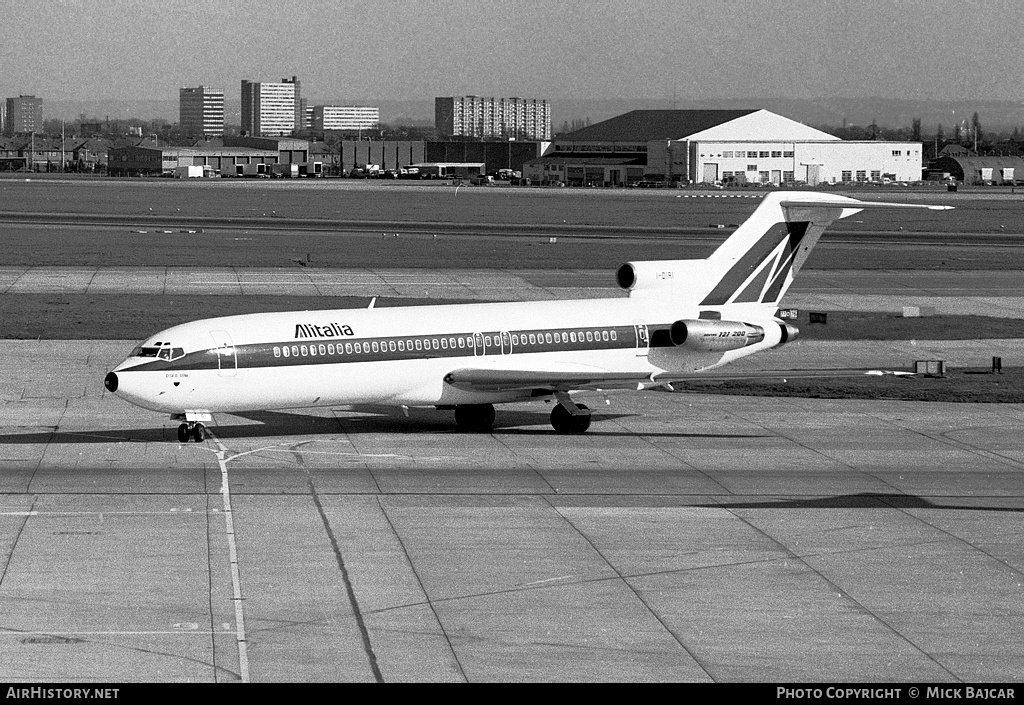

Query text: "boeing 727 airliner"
[103, 192, 951, 441]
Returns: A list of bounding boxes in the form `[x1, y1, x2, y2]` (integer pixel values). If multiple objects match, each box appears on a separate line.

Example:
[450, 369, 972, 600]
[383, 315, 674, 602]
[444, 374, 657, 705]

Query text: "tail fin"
[698, 192, 951, 308]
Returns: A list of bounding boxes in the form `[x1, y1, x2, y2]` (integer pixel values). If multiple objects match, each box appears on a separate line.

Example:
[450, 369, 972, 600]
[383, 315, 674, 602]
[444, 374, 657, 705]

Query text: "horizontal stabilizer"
[781, 200, 954, 211]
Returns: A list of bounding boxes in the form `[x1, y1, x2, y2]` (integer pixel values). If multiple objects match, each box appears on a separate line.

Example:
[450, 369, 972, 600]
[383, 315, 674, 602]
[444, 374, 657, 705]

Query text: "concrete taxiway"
[1, 340, 1023, 682]
[3, 266, 1024, 317]
[2, 182, 1023, 682]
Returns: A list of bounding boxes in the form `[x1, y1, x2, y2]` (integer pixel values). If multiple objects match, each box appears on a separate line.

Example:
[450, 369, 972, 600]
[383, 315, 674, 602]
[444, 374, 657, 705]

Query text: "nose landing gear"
[177, 422, 207, 443]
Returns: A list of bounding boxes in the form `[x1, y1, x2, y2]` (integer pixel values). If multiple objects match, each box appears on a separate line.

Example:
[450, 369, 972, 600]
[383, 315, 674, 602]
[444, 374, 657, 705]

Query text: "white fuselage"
[108, 295, 782, 415]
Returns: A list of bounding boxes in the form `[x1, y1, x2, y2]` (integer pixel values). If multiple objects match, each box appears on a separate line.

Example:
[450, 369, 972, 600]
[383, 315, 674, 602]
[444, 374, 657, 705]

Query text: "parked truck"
[271, 163, 299, 178]
[236, 163, 270, 178]
[173, 165, 204, 179]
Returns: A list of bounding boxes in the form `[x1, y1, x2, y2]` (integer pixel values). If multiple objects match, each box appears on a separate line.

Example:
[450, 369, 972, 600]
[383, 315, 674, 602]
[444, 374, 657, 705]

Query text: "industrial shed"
[107, 145, 280, 177]
[928, 154, 1024, 184]
[525, 109, 922, 186]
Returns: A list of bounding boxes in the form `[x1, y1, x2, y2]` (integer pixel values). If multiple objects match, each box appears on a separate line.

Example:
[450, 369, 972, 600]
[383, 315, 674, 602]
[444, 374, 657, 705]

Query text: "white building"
[179, 86, 224, 137]
[241, 77, 300, 137]
[526, 109, 921, 186]
[312, 105, 380, 132]
[435, 96, 551, 140]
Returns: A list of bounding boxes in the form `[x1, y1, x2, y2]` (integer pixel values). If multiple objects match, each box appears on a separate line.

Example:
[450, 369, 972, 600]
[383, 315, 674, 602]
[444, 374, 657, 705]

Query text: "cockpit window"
[131, 345, 185, 360]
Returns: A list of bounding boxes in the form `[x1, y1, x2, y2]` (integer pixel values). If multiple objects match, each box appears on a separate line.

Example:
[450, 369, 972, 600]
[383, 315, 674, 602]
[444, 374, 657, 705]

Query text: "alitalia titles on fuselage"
[294, 323, 355, 339]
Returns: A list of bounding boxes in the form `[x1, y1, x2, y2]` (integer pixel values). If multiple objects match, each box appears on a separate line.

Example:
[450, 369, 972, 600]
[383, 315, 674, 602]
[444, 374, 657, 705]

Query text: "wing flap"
[444, 368, 648, 392]
[444, 367, 915, 393]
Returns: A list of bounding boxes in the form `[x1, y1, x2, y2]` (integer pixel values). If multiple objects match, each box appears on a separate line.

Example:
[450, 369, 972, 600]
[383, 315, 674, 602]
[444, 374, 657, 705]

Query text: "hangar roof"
[560, 109, 839, 143]
[563, 110, 758, 142]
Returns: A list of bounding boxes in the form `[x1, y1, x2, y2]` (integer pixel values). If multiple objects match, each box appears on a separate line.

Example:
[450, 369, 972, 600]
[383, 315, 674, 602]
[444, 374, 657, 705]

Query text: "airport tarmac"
[2, 265, 1024, 317]
[1, 340, 1023, 682]
[2, 182, 1022, 682]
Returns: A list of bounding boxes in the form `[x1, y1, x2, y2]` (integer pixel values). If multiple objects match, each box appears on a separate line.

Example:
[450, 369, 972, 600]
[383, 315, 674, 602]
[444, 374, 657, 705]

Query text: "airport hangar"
[524, 109, 922, 187]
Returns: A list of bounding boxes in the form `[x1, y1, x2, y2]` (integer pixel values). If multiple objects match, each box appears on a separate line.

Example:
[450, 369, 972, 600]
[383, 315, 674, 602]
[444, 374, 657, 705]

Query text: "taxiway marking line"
[205, 431, 251, 684]
[0, 635, 234, 639]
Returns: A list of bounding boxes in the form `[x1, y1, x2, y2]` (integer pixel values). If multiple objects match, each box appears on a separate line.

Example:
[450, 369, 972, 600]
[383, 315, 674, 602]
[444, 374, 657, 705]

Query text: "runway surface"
[2, 266, 1024, 317]
[1, 340, 1023, 682]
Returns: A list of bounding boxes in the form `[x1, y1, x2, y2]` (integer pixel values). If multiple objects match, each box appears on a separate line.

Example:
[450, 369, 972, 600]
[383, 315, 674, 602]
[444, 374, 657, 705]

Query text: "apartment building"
[179, 86, 225, 137]
[311, 105, 380, 132]
[241, 77, 301, 136]
[435, 96, 551, 140]
[3, 95, 43, 136]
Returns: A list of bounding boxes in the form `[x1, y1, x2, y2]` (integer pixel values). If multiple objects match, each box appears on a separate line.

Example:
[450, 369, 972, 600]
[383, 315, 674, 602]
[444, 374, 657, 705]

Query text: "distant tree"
[912, 118, 921, 142]
[972, 111, 982, 146]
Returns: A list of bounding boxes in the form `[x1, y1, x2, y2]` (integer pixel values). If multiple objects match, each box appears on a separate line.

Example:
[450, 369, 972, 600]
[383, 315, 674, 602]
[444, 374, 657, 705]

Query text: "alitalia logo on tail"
[700, 221, 810, 306]
[700, 221, 811, 307]
[295, 323, 355, 339]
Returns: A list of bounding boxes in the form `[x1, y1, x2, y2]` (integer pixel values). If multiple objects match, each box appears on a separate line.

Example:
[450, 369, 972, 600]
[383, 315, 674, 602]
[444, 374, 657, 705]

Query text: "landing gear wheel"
[550, 403, 591, 434]
[177, 421, 208, 443]
[454, 404, 496, 432]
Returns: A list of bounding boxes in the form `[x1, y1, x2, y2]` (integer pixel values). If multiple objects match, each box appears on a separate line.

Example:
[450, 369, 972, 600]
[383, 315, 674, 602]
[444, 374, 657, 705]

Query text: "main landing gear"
[451, 395, 593, 434]
[550, 393, 591, 434]
[177, 421, 207, 443]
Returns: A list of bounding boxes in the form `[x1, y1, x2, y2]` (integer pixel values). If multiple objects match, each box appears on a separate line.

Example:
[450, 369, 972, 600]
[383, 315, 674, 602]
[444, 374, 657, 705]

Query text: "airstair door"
[210, 330, 237, 377]
[633, 323, 650, 357]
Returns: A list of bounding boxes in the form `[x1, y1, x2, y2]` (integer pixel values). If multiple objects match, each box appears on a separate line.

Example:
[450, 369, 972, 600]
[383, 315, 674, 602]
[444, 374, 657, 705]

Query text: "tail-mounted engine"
[669, 319, 766, 352]
[778, 322, 799, 345]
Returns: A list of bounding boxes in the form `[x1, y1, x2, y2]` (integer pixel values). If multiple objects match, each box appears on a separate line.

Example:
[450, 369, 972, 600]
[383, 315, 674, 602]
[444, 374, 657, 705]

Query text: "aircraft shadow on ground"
[700, 493, 1024, 513]
[0, 408, 771, 443]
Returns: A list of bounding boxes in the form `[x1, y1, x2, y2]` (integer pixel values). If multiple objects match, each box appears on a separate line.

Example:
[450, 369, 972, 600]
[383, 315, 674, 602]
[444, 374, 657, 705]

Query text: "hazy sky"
[3, 0, 1022, 103]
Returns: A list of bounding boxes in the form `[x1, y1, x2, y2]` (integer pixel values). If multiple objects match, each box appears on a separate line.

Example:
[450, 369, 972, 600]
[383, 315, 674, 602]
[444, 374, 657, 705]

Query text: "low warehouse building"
[108, 145, 280, 176]
[525, 109, 922, 186]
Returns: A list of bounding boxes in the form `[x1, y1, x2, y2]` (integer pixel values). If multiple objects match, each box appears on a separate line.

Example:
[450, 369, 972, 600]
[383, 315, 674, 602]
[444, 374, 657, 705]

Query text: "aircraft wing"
[443, 367, 914, 393]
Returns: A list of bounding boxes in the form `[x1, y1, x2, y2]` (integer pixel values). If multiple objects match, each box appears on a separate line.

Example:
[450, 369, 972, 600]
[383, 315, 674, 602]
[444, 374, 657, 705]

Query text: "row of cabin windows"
[271, 329, 619, 359]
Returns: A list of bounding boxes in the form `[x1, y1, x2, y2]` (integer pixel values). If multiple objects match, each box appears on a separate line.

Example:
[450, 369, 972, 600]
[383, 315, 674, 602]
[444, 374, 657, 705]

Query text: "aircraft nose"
[104, 371, 118, 393]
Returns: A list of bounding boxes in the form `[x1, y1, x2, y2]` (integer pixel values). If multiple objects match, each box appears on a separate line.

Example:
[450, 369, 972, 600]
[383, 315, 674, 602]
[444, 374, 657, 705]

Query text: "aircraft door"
[500, 331, 512, 355]
[210, 330, 237, 377]
[633, 322, 649, 357]
[472, 332, 486, 357]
